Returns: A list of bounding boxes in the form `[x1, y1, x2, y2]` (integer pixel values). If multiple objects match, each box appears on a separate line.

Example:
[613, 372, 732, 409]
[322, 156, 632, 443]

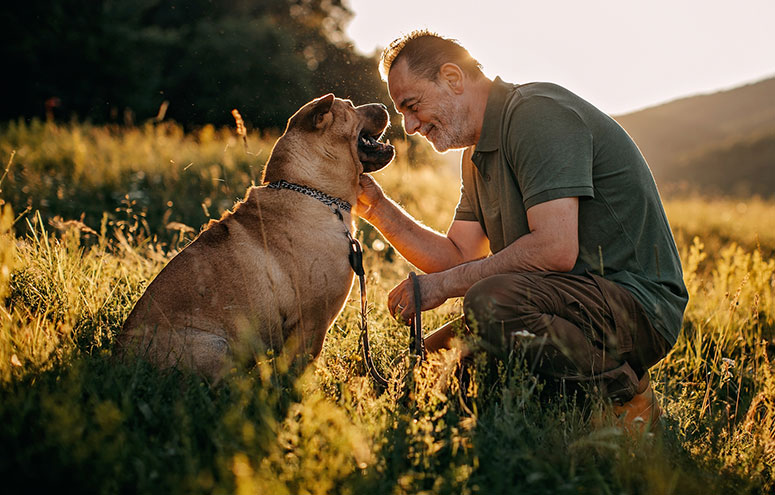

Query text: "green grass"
[1, 120, 774, 494]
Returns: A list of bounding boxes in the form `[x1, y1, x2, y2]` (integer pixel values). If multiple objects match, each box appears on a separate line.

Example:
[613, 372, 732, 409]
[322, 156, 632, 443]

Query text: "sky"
[344, 0, 775, 115]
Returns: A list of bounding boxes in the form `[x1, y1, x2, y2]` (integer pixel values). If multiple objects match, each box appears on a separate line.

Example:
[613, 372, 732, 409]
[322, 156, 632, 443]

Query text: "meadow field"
[1, 120, 774, 494]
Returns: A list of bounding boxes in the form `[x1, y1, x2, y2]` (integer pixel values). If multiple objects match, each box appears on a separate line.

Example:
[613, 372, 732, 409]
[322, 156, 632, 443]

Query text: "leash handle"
[408, 272, 426, 362]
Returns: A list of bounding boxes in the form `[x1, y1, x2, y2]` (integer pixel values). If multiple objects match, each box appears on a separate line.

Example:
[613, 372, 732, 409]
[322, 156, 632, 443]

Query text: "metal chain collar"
[266, 179, 352, 213]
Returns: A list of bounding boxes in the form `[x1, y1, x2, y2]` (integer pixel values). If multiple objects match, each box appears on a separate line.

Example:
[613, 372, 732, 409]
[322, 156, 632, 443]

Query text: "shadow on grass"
[345, 354, 763, 495]
[0, 350, 765, 495]
[0, 353, 299, 495]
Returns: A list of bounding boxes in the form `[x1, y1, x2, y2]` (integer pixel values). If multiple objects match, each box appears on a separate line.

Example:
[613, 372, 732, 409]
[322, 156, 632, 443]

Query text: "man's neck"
[469, 77, 493, 144]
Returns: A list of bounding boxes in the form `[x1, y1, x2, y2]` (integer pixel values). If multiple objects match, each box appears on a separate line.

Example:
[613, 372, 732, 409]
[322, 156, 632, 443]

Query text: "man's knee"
[463, 274, 535, 347]
[464, 276, 502, 330]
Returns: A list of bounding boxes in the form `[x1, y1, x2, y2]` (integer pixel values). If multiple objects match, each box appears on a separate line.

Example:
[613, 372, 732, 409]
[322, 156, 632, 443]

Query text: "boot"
[612, 373, 662, 433]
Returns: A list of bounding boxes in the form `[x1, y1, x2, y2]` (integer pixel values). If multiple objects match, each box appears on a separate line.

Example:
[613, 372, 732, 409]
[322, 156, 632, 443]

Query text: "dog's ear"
[308, 93, 335, 130]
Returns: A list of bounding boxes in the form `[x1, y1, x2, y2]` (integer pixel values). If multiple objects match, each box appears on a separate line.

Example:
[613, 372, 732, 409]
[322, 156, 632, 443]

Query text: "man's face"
[387, 60, 474, 153]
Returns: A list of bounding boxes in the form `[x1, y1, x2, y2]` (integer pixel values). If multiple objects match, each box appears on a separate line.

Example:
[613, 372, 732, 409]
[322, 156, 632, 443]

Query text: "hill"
[613, 76, 775, 197]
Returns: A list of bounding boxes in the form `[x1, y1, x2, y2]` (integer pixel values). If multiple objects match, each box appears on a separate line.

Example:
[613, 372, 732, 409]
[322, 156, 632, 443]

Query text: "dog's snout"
[356, 103, 390, 134]
[358, 102, 388, 114]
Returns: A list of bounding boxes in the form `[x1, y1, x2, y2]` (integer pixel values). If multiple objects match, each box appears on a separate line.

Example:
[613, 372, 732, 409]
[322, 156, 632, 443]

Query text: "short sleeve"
[506, 95, 594, 210]
[453, 181, 477, 222]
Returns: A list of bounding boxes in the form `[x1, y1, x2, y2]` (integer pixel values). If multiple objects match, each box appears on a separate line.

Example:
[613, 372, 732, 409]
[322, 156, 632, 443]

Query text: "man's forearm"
[386, 197, 579, 320]
[364, 197, 467, 273]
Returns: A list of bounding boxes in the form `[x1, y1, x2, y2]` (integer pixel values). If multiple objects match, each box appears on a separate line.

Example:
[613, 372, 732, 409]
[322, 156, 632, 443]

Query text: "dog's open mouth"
[358, 129, 395, 173]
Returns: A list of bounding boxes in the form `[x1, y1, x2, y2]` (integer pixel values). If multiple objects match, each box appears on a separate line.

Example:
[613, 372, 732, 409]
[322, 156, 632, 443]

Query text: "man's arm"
[388, 196, 579, 320]
[355, 174, 490, 273]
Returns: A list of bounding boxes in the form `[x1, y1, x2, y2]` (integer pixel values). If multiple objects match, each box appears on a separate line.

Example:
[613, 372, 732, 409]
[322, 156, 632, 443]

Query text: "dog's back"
[118, 186, 353, 378]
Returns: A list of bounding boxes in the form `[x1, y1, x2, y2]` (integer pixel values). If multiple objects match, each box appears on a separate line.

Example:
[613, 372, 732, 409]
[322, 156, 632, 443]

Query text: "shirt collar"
[474, 76, 514, 153]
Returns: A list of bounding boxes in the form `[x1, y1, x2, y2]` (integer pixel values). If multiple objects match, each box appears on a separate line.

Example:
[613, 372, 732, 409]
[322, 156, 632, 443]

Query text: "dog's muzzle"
[357, 104, 395, 173]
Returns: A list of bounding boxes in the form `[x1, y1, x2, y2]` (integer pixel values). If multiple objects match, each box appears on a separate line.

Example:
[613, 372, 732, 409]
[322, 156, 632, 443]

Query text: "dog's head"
[262, 94, 395, 192]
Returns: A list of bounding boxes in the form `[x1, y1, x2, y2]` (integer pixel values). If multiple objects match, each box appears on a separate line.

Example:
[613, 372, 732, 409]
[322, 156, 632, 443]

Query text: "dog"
[117, 94, 394, 381]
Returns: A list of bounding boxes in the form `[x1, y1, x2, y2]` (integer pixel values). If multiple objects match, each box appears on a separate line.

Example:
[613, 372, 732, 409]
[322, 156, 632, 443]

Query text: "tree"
[0, 0, 389, 128]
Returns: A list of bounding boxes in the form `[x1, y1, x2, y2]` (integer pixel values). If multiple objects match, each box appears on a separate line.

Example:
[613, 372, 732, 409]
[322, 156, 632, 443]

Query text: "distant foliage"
[0, 0, 388, 128]
[663, 131, 775, 198]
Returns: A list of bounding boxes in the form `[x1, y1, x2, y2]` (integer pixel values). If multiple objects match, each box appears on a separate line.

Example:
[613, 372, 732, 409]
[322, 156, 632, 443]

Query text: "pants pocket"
[587, 272, 634, 355]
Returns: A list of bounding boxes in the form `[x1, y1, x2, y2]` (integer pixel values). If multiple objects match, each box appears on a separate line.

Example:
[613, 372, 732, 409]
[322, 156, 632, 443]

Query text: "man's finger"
[388, 295, 402, 319]
[387, 285, 399, 313]
[388, 274, 423, 324]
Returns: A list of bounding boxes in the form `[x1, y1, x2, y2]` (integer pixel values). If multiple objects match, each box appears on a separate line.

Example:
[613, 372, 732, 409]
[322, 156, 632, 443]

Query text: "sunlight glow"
[345, 0, 775, 114]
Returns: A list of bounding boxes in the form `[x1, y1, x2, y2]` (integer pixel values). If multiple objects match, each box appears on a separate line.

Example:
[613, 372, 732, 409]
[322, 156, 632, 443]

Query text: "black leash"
[345, 228, 426, 388]
[408, 272, 426, 362]
[338, 217, 391, 388]
[340, 216, 426, 388]
[356, 266, 426, 388]
[267, 179, 426, 388]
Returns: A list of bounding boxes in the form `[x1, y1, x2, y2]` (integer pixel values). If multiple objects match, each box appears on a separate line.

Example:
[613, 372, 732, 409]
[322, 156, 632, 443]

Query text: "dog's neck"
[261, 143, 359, 205]
[266, 180, 353, 214]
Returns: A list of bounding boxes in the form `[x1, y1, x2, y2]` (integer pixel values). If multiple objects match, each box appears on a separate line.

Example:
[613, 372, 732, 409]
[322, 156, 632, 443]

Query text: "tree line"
[1, 0, 389, 128]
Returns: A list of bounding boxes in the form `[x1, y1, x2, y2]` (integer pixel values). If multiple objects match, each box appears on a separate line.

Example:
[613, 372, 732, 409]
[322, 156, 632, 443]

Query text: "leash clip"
[347, 236, 365, 277]
[329, 204, 345, 222]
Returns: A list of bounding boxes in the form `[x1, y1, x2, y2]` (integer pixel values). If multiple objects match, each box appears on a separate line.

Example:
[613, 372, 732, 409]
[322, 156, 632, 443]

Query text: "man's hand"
[354, 174, 384, 222]
[387, 272, 449, 324]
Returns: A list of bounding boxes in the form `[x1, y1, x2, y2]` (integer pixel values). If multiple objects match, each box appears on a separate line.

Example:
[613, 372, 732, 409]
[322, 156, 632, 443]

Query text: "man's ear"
[309, 93, 335, 130]
[438, 63, 464, 94]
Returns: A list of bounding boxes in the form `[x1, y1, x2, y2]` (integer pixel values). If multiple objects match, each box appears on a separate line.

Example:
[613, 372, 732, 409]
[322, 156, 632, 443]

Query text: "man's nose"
[403, 113, 420, 134]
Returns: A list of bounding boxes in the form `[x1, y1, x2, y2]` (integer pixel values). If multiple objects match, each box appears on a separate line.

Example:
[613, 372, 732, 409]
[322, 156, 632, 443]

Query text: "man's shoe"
[612, 374, 662, 433]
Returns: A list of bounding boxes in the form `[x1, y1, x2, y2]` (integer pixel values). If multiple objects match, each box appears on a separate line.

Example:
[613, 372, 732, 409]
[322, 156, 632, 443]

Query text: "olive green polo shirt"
[454, 77, 688, 345]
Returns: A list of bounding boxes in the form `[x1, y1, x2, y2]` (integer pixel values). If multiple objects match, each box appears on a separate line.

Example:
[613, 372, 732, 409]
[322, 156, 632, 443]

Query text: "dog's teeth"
[385, 138, 391, 146]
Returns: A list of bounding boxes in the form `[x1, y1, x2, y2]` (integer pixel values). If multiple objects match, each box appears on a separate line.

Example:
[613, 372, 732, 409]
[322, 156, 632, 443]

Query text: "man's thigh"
[462, 271, 668, 378]
[463, 272, 614, 349]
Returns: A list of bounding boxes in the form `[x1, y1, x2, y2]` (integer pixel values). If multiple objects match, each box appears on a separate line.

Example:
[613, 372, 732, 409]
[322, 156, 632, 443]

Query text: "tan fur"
[117, 95, 393, 382]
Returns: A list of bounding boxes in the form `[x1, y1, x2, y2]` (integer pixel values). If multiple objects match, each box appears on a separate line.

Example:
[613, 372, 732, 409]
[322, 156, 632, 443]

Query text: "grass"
[1, 119, 774, 494]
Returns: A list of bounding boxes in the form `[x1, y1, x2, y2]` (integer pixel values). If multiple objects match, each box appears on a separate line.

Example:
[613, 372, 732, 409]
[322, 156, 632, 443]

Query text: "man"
[355, 31, 688, 429]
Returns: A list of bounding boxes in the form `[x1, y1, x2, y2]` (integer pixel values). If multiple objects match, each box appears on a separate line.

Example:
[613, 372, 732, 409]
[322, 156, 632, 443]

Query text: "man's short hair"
[379, 30, 484, 82]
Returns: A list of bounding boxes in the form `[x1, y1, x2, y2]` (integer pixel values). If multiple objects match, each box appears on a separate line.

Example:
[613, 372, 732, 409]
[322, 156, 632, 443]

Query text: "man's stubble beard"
[428, 93, 476, 153]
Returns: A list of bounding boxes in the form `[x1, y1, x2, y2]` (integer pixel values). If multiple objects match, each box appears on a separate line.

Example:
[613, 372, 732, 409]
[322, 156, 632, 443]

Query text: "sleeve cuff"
[524, 186, 594, 210]
[453, 210, 479, 222]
